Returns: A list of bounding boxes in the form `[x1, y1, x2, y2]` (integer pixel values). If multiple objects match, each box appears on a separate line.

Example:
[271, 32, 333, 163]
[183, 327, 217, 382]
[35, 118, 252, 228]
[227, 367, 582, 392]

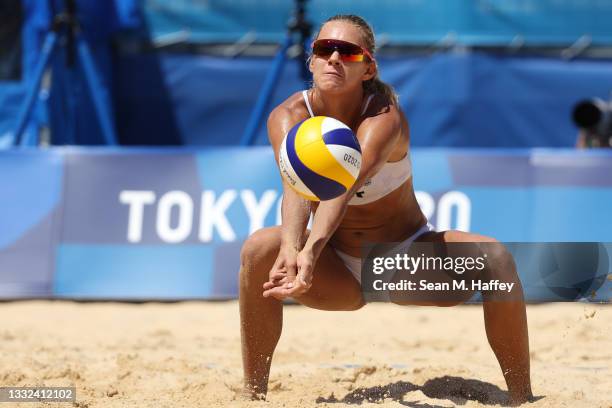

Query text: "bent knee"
[240, 227, 281, 267]
[479, 242, 525, 301]
[239, 228, 281, 291]
[481, 242, 518, 279]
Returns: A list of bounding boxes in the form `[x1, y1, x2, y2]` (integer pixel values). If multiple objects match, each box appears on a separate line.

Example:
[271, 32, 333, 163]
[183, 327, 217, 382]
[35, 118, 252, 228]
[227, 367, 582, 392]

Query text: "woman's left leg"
[417, 230, 533, 405]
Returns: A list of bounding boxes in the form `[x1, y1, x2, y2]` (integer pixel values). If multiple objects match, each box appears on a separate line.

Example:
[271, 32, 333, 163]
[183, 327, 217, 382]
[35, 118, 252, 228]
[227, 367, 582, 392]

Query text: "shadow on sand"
[316, 375, 544, 407]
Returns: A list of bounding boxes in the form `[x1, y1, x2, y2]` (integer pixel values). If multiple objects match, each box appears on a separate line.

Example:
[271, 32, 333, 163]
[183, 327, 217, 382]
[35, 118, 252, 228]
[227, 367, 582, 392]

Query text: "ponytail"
[364, 76, 398, 106]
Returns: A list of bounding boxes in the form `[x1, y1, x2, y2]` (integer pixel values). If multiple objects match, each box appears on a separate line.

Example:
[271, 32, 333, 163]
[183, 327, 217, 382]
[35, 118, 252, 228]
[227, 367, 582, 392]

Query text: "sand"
[0, 301, 610, 408]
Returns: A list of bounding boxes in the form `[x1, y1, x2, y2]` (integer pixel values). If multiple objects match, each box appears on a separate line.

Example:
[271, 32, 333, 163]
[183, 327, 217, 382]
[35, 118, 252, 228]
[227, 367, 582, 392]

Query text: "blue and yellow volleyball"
[278, 116, 362, 201]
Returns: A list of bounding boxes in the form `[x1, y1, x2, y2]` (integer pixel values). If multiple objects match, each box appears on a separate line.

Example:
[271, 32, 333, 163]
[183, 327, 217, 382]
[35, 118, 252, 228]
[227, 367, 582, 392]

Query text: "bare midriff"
[312, 178, 427, 257]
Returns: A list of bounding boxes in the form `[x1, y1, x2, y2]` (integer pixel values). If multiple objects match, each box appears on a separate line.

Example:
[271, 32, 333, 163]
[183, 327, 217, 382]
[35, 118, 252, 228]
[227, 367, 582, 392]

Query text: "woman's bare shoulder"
[267, 91, 310, 146]
[360, 94, 404, 133]
[359, 94, 409, 158]
[363, 93, 404, 122]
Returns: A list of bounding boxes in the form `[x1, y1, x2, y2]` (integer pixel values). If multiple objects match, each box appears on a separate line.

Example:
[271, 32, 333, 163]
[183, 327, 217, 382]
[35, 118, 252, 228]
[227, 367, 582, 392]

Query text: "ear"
[308, 55, 314, 73]
[363, 62, 377, 81]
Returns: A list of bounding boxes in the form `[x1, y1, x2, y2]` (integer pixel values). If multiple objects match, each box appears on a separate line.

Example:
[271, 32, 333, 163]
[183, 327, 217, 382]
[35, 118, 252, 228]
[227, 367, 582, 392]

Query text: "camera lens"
[573, 100, 603, 128]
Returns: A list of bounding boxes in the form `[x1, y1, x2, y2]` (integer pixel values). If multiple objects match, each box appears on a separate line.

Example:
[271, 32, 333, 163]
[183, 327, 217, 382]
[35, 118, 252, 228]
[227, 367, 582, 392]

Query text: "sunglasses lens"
[313, 40, 367, 62]
[341, 54, 365, 62]
[312, 42, 334, 57]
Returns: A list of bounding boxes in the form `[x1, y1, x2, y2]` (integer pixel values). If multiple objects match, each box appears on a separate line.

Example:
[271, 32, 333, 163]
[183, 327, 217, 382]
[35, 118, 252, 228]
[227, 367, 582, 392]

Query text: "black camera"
[572, 98, 612, 148]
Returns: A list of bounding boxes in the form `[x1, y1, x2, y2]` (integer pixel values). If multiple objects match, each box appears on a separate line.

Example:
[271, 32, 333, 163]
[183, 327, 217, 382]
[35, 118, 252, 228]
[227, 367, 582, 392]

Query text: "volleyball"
[278, 116, 362, 201]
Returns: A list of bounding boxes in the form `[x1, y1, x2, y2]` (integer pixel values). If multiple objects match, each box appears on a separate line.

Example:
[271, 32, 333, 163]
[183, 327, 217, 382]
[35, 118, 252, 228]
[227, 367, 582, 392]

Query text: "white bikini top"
[302, 90, 412, 205]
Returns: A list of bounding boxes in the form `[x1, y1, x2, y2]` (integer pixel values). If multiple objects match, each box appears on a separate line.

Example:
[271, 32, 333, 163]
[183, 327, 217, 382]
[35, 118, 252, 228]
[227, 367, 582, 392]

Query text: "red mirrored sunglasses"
[311, 39, 375, 63]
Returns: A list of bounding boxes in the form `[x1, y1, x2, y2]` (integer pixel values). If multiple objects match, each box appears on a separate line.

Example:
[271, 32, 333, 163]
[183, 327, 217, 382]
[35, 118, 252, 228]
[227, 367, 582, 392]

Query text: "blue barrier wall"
[0, 147, 610, 300]
[0, 150, 62, 296]
[114, 51, 612, 148]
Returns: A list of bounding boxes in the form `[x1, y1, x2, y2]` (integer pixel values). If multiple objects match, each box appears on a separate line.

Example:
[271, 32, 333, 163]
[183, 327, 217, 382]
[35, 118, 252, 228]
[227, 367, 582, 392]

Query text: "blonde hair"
[312, 14, 398, 106]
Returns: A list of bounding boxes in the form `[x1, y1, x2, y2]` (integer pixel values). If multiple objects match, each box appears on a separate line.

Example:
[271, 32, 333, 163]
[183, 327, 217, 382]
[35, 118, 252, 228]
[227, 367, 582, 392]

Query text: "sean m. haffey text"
[370, 252, 516, 293]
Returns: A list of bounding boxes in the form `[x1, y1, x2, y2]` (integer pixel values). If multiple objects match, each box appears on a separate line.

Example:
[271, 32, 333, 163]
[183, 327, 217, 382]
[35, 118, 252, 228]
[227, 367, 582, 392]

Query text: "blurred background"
[0, 0, 611, 300]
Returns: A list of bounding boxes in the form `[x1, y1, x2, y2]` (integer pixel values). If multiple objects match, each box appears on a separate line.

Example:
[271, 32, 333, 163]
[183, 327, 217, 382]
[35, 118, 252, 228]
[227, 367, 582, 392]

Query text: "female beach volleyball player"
[240, 15, 533, 405]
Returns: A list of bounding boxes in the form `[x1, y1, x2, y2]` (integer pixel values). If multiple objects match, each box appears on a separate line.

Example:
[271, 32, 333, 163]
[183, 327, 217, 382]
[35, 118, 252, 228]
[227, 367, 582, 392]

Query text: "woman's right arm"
[265, 107, 311, 286]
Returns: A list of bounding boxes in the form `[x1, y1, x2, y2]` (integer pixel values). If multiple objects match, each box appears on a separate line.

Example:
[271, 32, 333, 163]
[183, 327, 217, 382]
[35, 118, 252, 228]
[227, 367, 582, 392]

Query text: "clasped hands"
[262, 246, 315, 300]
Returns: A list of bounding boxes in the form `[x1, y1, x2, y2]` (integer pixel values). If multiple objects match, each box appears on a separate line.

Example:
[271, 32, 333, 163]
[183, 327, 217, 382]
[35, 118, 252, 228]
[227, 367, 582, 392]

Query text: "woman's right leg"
[239, 227, 284, 399]
[239, 226, 364, 399]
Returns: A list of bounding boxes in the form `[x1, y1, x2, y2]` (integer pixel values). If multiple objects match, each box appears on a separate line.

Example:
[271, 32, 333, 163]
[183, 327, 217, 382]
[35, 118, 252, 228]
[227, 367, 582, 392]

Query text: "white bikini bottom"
[333, 223, 435, 283]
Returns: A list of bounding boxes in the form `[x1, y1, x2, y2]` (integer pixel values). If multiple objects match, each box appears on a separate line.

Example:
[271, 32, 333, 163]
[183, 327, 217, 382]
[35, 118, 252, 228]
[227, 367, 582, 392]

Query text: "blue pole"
[14, 32, 58, 147]
[240, 35, 293, 146]
[301, 36, 312, 89]
[77, 37, 118, 145]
